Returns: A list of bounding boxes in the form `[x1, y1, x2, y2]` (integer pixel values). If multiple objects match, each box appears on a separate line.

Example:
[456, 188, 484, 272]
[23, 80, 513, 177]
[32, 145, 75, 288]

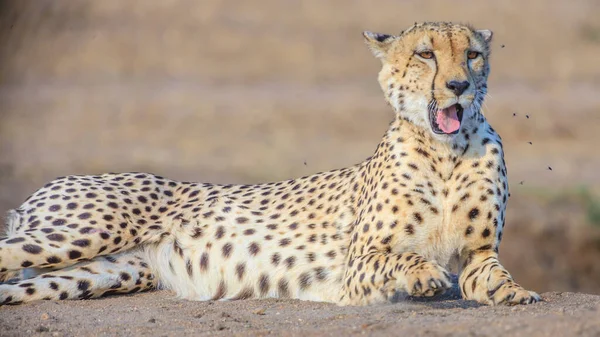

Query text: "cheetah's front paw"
[488, 280, 541, 305]
[404, 261, 452, 297]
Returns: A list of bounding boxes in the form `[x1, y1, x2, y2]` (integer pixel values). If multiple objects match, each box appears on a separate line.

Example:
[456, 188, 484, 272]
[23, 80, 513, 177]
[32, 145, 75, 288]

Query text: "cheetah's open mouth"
[430, 104, 464, 135]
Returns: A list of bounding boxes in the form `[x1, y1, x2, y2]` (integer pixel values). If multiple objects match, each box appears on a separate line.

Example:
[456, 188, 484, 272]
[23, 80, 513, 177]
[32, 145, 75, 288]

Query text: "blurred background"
[0, 0, 599, 294]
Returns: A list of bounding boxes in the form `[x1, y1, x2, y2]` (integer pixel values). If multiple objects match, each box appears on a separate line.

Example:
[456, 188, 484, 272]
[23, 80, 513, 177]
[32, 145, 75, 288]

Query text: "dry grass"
[0, 0, 599, 293]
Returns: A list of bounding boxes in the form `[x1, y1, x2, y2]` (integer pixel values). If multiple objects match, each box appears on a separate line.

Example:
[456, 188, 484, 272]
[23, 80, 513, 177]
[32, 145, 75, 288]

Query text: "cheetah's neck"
[380, 115, 470, 157]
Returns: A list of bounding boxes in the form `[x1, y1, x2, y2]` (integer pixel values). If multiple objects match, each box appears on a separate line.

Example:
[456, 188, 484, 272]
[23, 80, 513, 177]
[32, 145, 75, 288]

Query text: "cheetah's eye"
[416, 51, 434, 59]
[467, 51, 480, 60]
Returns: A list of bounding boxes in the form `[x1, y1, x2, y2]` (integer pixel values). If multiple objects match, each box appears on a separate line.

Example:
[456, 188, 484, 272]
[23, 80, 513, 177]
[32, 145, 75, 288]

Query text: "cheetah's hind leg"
[0, 202, 161, 276]
[0, 249, 158, 305]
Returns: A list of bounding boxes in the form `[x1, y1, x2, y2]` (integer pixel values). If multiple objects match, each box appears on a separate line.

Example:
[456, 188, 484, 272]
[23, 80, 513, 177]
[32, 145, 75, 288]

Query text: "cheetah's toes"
[488, 281, 541, 305]
[405, 262, 452, 297]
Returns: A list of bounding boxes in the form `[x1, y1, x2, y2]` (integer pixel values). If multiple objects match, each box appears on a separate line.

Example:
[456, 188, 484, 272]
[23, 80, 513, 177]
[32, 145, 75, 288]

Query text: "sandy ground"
[1, 288, 599, 337]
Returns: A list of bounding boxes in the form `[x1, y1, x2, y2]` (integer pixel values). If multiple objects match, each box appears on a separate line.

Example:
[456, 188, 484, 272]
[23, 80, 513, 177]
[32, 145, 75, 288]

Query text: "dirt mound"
[0, 290, 598, 336]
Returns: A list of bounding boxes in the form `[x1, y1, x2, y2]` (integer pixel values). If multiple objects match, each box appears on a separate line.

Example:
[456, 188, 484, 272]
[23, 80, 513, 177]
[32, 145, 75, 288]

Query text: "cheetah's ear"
[363, 31, 397, 59]
[476, 29, 493, 43]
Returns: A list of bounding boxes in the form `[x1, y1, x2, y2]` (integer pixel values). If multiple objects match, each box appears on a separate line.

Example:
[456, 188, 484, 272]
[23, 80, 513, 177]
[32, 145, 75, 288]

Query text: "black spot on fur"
[72, 239, 91, 247]
[248, 242, 260, 256]
[468, 208, 480, 220]
[222, 243, 233, 258]
[465, 226, 474, 236]
[259, 274, 270, 296]
[298, 272, 312, 290]
[78, 212, 91, 220]
[482, 228, 491, 238]
[68, 250, 83, 259]
[77, 280, 90, 291]
[22, 244, 42, 254]
[6, 237, 25, 244]
[200, 252, 209, 271]
[47, 256, 62, 264]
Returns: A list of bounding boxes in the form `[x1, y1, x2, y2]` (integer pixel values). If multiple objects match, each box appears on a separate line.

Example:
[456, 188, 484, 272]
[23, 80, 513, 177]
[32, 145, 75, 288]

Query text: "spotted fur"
[0, 22, 539, 306]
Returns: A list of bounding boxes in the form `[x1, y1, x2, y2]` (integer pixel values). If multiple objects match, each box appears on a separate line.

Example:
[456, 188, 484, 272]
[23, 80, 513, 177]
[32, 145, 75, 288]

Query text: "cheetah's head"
[364, 22, 492, 142]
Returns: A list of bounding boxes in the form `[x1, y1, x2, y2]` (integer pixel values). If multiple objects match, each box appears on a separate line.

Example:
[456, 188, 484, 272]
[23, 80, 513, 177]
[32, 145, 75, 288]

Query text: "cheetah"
[0, 22, 540, 306]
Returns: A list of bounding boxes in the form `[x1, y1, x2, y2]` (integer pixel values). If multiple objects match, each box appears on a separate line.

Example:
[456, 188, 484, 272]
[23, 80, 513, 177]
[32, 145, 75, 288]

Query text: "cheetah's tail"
[3, 209, 20, 236]
[0, 210, 27, 283]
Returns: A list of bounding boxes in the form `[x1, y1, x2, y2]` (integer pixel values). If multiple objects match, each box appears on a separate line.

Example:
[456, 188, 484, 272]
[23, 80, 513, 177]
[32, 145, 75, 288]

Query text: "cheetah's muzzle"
[430, 104, 464, 135]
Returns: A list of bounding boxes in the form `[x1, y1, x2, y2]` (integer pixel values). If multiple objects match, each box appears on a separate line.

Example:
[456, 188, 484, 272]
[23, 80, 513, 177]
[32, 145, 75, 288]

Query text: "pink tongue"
[436, 105, 460, 133]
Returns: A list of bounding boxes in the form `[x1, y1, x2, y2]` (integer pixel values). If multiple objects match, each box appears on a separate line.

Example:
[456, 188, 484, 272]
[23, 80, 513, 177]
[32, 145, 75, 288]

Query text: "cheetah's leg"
[339, 252, 452, 305]
[0, 249, 157, 305]
[459, 248, 540, 305]
[0, 229, 112, 273]
[0, 209, 166, 274]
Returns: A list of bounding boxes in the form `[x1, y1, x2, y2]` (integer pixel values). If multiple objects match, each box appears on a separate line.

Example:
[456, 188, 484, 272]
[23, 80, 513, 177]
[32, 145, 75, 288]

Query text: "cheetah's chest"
[364, 145, 470, 267]
[393, 179, 458, 266]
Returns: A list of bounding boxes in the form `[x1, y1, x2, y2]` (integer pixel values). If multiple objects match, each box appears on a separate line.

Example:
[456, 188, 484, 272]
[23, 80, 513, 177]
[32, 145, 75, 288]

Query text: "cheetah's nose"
[446, 80, 470, 96]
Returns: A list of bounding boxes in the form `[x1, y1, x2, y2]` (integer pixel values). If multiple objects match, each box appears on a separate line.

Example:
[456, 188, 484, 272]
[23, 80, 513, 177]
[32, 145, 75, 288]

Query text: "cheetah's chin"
[430, 104, 464, 135]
